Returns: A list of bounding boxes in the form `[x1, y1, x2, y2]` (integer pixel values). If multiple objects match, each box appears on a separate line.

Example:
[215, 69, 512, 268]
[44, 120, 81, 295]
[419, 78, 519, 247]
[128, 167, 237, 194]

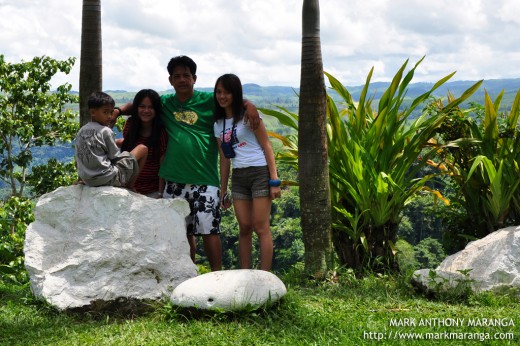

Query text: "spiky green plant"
[433, 88, 520, 243]
[263, 58, 482, 272]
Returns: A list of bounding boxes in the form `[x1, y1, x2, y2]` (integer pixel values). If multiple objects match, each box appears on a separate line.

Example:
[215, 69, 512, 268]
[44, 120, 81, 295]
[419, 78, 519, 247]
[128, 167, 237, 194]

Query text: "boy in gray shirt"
[75, 91, 147, 189]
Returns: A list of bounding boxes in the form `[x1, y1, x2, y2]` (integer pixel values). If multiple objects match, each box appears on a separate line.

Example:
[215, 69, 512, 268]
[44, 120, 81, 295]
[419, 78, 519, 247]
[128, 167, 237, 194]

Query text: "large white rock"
[171, 269, 287, 311]
[412, 227, 520, 292]
[24, 185, 197, 310]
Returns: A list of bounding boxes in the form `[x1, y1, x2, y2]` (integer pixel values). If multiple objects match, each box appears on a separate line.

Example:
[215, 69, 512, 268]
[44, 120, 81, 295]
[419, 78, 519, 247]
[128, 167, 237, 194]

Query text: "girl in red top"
[120, 89, 168, 197]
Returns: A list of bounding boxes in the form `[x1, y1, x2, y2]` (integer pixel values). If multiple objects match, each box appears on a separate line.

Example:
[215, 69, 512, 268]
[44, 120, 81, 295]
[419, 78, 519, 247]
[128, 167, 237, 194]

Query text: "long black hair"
[213, 73, 244, 124]
[121, 89, 163, 159]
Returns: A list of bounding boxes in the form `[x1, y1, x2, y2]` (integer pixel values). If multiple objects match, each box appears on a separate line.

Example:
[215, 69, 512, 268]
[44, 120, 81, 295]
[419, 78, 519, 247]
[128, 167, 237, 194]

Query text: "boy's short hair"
[88, 91, 115, 110]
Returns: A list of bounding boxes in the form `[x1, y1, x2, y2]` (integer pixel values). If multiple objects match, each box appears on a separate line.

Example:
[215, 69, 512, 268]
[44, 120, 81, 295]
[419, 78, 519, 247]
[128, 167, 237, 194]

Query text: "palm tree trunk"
[79, 0, 102, 127]
[298, 0, 332, 278]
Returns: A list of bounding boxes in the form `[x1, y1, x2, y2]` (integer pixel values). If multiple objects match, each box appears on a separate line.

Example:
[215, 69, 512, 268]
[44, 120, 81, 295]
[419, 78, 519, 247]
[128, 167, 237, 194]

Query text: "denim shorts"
[231, 165, 270, 200]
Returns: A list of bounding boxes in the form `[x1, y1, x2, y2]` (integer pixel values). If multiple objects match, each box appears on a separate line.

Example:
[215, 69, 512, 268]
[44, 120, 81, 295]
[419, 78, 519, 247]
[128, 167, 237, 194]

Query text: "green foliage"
[0, 55, 80, 283]
[264, 59, 481, 273]
[325, 60, 480, 272]
[0, 55, 79, 197]
[271, 186, 301, 219]
[272, 217, 304, 271]
[433, 88, 520, 249]
[0, 196, 34, 284]
[26, 158, 77, 197]
[414, 237, 446, 269]
[397, 215, 414, 243]
[260, 106, 299, 170]
[398, 193, 443, 245]
[421, 269, 475, 303]
[218, 208, 240, 269]
[395, 239, 419, 275]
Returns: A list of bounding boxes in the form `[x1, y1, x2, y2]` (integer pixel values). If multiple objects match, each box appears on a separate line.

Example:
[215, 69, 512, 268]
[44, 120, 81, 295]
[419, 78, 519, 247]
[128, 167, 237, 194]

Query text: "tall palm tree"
[298, 0, 332, 278]
[79, 0, 102, 127]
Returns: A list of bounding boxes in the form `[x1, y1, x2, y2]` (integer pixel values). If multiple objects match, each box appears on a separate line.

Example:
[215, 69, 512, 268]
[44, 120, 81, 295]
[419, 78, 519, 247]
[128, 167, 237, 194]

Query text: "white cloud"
[1, 0, 519, 91]
[497, 0, 520, 24]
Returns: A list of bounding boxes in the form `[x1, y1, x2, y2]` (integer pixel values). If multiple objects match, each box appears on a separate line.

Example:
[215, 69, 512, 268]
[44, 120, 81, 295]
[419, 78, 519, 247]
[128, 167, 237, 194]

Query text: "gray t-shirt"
[75, 121, 121, 186]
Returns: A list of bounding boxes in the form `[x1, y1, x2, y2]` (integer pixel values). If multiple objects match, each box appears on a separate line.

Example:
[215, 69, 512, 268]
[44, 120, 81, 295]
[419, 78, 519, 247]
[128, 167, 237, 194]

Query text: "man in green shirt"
[155, 56, 259, 271]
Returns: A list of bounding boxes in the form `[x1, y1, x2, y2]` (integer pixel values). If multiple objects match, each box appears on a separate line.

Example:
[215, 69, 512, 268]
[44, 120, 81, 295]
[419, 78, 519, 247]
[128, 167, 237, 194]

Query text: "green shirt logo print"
[174, 110, 198, 125]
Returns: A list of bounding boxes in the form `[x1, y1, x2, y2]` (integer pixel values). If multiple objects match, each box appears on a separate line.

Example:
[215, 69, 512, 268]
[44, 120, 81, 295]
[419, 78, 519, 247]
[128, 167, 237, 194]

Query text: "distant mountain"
[343, 78, 520, 102]
[107, 78, 520, 114]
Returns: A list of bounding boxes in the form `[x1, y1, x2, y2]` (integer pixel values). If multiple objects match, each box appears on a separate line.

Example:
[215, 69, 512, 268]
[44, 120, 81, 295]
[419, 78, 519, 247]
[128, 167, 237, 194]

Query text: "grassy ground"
[1, 270, 519, 345]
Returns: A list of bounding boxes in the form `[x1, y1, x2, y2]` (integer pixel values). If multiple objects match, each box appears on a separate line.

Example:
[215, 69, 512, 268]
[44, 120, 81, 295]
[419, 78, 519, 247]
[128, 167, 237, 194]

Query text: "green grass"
[1, 271, 519, 345]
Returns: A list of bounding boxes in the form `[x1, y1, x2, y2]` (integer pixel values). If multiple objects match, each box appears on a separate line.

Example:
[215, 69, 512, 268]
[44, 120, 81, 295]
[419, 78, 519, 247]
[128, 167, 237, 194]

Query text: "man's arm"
[243, 99, 260, 131]
[114, 102, 133, 119]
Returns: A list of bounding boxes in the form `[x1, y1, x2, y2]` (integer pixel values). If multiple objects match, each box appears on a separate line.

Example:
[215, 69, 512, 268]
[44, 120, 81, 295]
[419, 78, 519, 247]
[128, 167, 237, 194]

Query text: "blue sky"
[1, 0, 520, 91]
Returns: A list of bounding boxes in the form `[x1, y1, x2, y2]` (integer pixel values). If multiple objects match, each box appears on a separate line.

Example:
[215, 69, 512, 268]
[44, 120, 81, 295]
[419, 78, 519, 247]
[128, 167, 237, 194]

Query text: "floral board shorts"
[163, 182, 221, 236]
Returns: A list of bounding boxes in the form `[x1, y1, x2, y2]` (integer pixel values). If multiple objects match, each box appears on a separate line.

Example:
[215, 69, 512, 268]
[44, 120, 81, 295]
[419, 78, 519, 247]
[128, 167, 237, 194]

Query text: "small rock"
[171, 269, 287, 311]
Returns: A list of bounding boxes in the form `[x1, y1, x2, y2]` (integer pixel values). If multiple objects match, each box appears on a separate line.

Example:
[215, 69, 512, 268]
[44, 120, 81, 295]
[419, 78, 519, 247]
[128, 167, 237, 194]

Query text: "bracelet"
[268, 179, 281, 187]
[114, 107, 122, 116]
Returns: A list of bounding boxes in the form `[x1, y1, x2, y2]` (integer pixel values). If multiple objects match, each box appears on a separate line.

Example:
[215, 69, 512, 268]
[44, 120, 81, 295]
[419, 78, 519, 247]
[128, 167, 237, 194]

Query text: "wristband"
[269, 179, 281, 187]
[114, 107, 122, 116]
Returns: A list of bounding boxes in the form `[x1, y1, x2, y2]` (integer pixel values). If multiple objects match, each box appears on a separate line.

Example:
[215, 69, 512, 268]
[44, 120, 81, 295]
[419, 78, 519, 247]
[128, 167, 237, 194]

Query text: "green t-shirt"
[159, 90, 219, 187]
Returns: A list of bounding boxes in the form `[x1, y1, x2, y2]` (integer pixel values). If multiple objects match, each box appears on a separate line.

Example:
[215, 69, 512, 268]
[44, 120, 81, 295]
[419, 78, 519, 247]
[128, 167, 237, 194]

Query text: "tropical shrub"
[0, 55, 79, 283]
[394, 239, 418, 275]
[263, 58, 481, 273]
[414, 237, 446, 268]
[0, 196, 34, 284]
[432, 89, 520, 250]
[0, 55, 78, 197]
[26, 158, 77, 197]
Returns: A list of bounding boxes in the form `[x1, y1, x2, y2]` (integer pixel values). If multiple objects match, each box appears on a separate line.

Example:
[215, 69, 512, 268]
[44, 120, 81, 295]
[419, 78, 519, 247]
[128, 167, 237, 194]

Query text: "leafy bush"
[0, 55, 78, 197]
[26, 158, 77, 197]
[0, 196, 34, 284]
[0, 55, 80, 283]
[263, 58, 481, 273]
[432, 89, 520, 250]
[395, 239, 419, 275]
[414, 237, 446, 269]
